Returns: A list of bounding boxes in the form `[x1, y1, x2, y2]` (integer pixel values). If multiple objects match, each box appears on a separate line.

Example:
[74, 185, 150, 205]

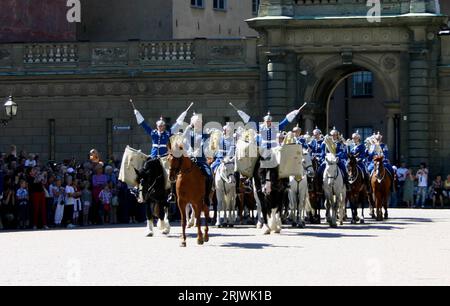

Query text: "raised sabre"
[129, 98, 137, 110]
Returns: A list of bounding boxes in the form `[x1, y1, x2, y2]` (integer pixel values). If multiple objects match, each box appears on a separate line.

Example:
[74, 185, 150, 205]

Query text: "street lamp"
[2, 96, 18, 125]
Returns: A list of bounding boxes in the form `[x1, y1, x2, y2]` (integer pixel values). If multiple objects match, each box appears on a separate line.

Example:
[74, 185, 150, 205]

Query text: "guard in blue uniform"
[317, 128, 349, 187]
[211, 123, 235, 173]
[183, 113, 213, 207]
[309, 128, 324, 163]
[293, 125, 309, 150]
[134, 108, 187, 158]
[367, 132, 395, 180]
[347, 131, 370, 186]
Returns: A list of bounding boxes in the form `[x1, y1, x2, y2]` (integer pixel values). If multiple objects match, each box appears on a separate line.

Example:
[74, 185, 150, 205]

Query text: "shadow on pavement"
[283, 232, 377, 238]
[218, 242, 303, 249]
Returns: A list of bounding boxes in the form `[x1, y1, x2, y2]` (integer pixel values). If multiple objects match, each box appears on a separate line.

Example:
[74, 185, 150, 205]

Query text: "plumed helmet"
[313, 126, 322, 135]
[375, 131, 383, 141]
[293, 124, 301, 133]
[190, 112, 202, 127]
[156, 116, 166, 127]
[263, 111, 272, 122]
[330, 127, 339, 136]
[352, 130, 361, 140]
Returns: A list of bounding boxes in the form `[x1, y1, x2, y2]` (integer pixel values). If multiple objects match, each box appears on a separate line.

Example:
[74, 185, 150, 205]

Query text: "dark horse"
[134, 157, 170, 237]
[252, 159, 286, 234]
[168, 152, 209, 247]
[370, 156, 392, 221]
[347, 154, 369, 224]
[306, 157, 322, 224]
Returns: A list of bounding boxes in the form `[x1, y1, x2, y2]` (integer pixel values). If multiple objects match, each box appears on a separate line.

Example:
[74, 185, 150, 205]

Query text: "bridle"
[168, 155, 194, 180]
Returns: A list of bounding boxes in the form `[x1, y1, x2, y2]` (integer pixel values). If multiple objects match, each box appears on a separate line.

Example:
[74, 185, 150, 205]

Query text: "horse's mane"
[374, 155, 384, 162]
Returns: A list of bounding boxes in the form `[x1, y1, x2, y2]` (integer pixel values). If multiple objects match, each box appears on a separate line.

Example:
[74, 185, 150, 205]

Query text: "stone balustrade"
[24, 44, 78, 64]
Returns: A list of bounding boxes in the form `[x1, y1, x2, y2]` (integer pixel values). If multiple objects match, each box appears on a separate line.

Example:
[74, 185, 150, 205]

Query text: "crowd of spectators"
[0, 145, 145, 231]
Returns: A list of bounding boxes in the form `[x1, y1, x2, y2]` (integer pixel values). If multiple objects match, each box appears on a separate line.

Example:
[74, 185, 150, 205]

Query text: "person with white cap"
[133, 100, 191, 158]
[309, 127, 324, 163]
[183, 112, 213, 208]
[210, 122, 235, 174]
[348, 130, 370, 185]
[292, 125, 308, 149]
[367, 132, 395, 181]
[318, 127, 349, 187]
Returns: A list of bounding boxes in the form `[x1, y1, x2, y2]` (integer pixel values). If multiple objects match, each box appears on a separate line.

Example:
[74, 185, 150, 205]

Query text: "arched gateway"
[247, 0, 448, 171]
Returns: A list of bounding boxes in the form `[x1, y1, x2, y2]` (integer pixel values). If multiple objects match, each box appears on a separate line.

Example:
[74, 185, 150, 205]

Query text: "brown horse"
[347, 154, 369, 224]
[307, 157, 322, 224]
[168, 153, 209, 247]
[370, 156, 392, 221]
[237, 177, 257, 225]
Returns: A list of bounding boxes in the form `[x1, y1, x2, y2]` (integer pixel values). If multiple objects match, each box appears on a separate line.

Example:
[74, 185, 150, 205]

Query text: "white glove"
[134, 109, 145, 125]
[286, 109, 300, 123]
[238, 110, 251, 124]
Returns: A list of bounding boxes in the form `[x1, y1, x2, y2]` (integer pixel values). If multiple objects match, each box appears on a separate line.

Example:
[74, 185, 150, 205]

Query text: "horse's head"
[373, 155, 385, 174]
[168, 153, 182, 182]
[134, 158, 164, 202]
[220, 157, 236, 185]
[302, 150, 314, 177]
[325, 153, 338, 165]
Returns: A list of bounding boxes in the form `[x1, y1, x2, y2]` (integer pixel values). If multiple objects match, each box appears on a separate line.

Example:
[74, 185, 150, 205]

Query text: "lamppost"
[2, 96, 18, 126]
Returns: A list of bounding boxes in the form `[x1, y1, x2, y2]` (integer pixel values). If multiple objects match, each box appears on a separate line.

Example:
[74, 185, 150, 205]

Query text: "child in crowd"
[111, 182, 119, 224]
[431, 176, 444, 209]
[51, 177, 65, 227]
[99, 183, 112, 224]
[73, 179, 82, 226]
[81, 181, 92, 226]
[64, 176, 76, 229]
[16, 180, 29, 229]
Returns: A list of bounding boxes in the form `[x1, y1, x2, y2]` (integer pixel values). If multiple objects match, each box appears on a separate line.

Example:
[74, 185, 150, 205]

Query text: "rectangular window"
[191, 0, 204, 8]
[352, 71, 373, 97]
[252, 0, 261, 15]
[353, 127, 373, 142]
[214, 0, 227, 10]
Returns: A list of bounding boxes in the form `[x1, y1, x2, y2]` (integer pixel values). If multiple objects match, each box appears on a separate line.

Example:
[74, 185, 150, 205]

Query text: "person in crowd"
[73, 179, 82, 226]
[431, 175, 444, 209]
[416, 163, 429, 208]
[63, 176, 76, 229]
[81, 181, 92, 226]
[444, 175, 450, 206]
[110, 183, 119, 225]
[91, 164, 107, 225]
[28, 167, 49, 230]
[403, 170, 415, 208]
[1, 178, 16, 229]
[25, 153, 37, 168]
[51, 177, 65, 227]
[99, 183, 112, 224]
[396, 162, 409, 206]
[16, 179, 29, 229]
[45, 174, 55, 227]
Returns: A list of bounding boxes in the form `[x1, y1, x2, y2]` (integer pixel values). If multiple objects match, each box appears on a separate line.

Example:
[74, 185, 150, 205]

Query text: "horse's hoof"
[162, 228, 170, 235]
[340, 221, 343, 226]
[256, 222, 263, 229]
[297, 222, 305, 229]
[360, 219, 365, 224]
[384, 214, 389, 220]
[146, 231, 154, 237]
[292, 222, 297, 228]
[351, 219, 357, 225]
[262, 225, 271, 235]
[330, 224, 338, 228]
[197, 238, 204, 245]
[274, 228, 281, 234]
[180, 241, 187, 247]
[204, 236, 209, 243]
[228, 224, 234, 228]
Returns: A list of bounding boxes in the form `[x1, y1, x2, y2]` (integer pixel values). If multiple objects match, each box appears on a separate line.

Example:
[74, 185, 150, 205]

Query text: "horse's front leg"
[203, 201, 210, 243]
[157, 202, 170, 235]
[195, 201, 204, 245]
[145, 202, 154, 237]
[179, 201, 187, 247]
[215, 189, 224, 227]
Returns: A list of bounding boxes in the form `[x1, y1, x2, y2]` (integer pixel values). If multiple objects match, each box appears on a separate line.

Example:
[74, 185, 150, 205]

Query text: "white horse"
[215, 158, 237, 227]
[288, 150, 314, 228]
[323, 154, 346, 228]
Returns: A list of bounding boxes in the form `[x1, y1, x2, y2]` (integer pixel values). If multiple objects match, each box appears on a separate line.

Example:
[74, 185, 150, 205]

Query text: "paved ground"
[1, 208, 449, 286]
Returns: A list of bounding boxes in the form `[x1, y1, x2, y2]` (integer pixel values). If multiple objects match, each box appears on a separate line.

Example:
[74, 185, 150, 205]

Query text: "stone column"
[303, 114, 315, 134]
[408, 50, 430, 167]
[386, 113, 395, 159]
[266, 54, 288, 119]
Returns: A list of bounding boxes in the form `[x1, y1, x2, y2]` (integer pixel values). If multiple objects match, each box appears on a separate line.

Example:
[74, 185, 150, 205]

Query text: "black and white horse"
[135, 158, 171, 236]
